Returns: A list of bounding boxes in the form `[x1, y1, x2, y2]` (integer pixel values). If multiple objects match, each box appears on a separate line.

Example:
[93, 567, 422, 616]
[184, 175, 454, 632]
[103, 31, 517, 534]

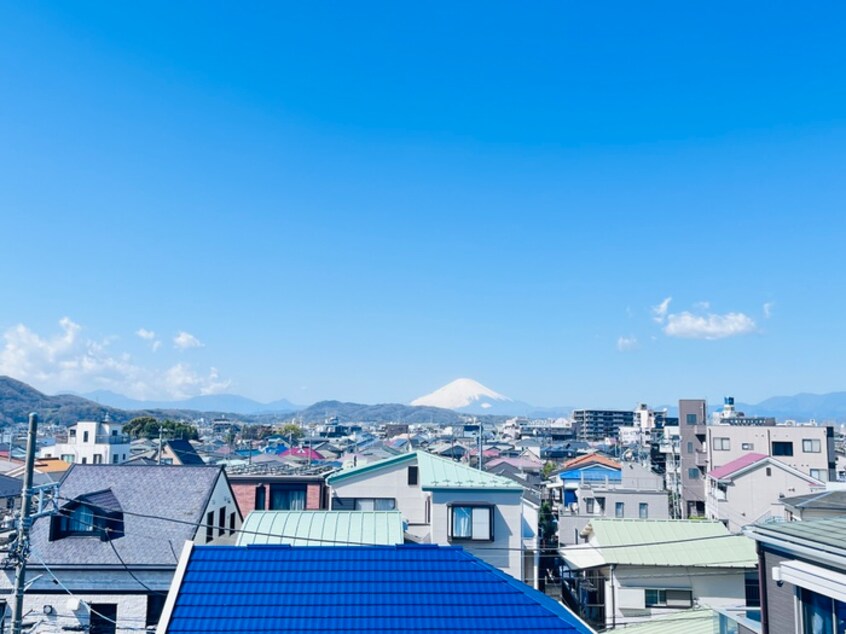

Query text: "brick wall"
[306, 483, 323, 509]
[232, 483, 263, 515]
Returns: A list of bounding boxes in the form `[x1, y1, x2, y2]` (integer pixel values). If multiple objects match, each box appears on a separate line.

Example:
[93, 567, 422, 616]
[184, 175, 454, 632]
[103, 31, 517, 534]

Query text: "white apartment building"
[41, 418, 131, 465]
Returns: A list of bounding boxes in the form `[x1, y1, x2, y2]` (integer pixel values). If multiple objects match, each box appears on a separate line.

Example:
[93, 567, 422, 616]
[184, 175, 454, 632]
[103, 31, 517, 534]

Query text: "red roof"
[279, 447, 325, 461]
[708, 453, 768, 480]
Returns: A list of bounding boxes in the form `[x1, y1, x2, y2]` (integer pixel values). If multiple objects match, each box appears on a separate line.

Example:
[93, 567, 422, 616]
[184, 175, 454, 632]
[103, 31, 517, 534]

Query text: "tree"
[124, 417, 198, 441]
[278, 423, 304, 443]
[542, 461, 558, 479]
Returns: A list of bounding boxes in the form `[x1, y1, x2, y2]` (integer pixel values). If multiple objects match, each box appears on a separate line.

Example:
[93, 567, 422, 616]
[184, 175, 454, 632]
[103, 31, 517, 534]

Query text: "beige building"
[705, 424, 835, 482]
[705, 453, 824, 531]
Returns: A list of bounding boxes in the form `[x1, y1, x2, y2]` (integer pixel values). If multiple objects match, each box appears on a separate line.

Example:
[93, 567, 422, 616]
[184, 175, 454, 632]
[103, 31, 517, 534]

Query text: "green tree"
[124, 417, 198, 441]
[278, 422, 304, 443]
[542, 461, 558, 479]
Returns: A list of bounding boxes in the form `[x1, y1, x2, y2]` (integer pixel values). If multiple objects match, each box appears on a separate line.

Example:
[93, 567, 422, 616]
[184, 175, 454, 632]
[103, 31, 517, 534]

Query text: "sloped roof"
[561, 453, 620, 471]
[780, 489, 846, 511]
[747, 516, 846, 553]
[612, 608, 715, 634]
[237, 511, 403, 547]
[561, 519, 756, 570]
[161, 545, 594, 633]
[328, 451, 522, 491]
[166, 439, 205, 465]
[0, 473, 22, 498]
[29, 465, 225, 567]
[707, 453, 768, 480]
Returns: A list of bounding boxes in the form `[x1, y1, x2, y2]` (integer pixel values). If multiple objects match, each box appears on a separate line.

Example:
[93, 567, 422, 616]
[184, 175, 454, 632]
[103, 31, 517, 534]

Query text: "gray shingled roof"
[29, 465, 224, 567]
[0, 474, 22, 499]
[780, 489, 846, 511]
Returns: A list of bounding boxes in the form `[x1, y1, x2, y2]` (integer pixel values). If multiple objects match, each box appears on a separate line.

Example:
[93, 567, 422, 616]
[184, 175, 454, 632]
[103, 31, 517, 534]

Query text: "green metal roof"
[327, 450, 522, 491]
[612, 609, 716, 634]
[562, 519, 757, 569]
[237, 511, 404, 547]
[748, 516, 846, 552]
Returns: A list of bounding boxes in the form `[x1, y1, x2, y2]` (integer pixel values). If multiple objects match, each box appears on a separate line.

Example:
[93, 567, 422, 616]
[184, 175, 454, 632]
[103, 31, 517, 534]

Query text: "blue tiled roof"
[164, 545, 594, 633]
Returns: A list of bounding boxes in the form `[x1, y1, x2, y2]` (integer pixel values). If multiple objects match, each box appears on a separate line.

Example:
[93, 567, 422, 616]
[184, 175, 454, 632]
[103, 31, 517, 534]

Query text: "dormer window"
[49, 490, 124, 542]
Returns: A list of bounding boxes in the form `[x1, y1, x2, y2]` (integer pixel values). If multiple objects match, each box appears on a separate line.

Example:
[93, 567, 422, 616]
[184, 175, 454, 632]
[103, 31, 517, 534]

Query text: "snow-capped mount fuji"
[411, 378, 532, 416]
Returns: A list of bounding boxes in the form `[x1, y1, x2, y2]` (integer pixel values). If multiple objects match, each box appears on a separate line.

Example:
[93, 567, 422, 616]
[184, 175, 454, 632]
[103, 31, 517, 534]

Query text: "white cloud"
[616, 336, 638, 352]
[694, 301, 710, 311]
[0, 318, 229, 400]
[136, 328, 162, 352]
[763, 302, 774, 319]
[173, 331, 204, 350]
[652, 297, 672, 323]
[663, 311, 757, 340]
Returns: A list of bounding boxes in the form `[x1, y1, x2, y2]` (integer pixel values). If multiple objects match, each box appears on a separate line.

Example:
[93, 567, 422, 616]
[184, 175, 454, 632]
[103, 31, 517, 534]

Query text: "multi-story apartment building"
[678, 399, 708, 518]
[706, 424, 836, 482]
[573, 409, 635, 442]
[41, 418, 131, 465]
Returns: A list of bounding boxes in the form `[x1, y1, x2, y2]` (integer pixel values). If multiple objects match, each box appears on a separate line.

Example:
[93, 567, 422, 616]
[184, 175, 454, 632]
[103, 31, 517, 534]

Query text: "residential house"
[41, 419, 132, 465]
[237, 510, 404, 546]
[0, 465, 241, 633]
[781, 489, 846, 522]
[228, 473, 327, 517]
[326, 450, 526, 582]
[560, 519, 757, 630]
[558, 463, 669, 546]
[125, 439, 206, 466]
[155, 544, 595, 634]
[553, 454, 622, 509]
[706, 453, 824, 531]
[745, 517, 846, 634]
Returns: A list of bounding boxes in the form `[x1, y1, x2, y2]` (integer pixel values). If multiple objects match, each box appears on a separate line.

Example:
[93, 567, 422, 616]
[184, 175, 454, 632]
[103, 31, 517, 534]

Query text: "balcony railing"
[55, 434, 131, 445]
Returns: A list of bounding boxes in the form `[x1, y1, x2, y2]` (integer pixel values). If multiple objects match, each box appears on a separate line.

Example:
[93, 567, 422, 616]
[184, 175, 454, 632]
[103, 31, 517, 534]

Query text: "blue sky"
[1, 2, 845, 408]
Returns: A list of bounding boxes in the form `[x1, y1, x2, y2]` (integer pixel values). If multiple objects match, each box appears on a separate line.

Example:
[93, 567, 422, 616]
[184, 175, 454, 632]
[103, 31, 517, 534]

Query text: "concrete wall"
[679, 400, 707, 518]
[194, 472, 241, 545]
[558, 489, 670, 546]
[707, 425, 834, 480]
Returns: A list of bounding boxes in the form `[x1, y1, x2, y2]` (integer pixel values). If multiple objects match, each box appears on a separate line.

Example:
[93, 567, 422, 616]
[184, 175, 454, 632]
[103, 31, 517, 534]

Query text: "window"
[595, 497, 606, 513]
[89, 603, 117, 634]
[449, 505, 493, 541]
[810, 469, 824, 480]
[50, 503, 124, 541]
[766, 467, 772, 477]
[332, 497, 396, 511]
[61, 454, 75, 463]
[801, 588, 833, 634]
[772, 441, 794, 456]
[644, 589, 693, 608]
[81, 457, 88, 464]
[94, 454, 103, 464]
[712, 437, 730, 451]
[639, 503, 648, 519]
[269, 485, 306, 510]
[715, 483, 728, 501]
[146, 594, 167, 628]
[745, 571, 760, 608]
[686, 414, 698, 425]
[229, 512, 236, 536]
[83, 431, 89, 443]
[585, 498, 595, 514]
[408, 466, 419, 486]
[615, 502, 625, 518]
[803, 439, 822, 453]
[205, 511, 214, 543]
[688, 468, 700, 480]
[69, 428, 77, 438]
[112, 455, 119, 464]
[218, 507, 226, 537]
[254, 486, 266, 510]
[686, 442, 693, 454]
[742, 443, 754, 450]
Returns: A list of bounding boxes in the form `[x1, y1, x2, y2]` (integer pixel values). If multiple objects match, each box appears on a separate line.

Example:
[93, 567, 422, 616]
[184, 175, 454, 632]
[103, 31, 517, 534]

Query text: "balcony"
[55, 434, 131, 445]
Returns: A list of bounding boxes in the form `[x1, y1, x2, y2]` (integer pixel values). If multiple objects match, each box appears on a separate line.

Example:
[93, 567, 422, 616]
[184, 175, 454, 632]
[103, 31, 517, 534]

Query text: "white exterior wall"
[194, 472, 242, 545]
[1, 568, 173, 633]
[707, 426, 833, 479]
[41, 421, 131, 465]
[329, 459, 429, 538]
[706, 463, 822, 531]
[607, 565, 748, 628]
[431, 489, 523, 581]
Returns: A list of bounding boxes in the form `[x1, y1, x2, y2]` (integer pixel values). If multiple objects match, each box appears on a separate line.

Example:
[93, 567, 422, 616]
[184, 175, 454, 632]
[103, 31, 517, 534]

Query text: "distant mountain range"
[79, 390, 301, 415]
[4, 374, 846, 427]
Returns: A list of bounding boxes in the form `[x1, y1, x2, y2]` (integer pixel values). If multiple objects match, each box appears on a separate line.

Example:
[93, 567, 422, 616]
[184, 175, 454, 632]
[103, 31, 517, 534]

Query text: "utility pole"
[157, 425, 163, 465]
[11, 413, 38, 634]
